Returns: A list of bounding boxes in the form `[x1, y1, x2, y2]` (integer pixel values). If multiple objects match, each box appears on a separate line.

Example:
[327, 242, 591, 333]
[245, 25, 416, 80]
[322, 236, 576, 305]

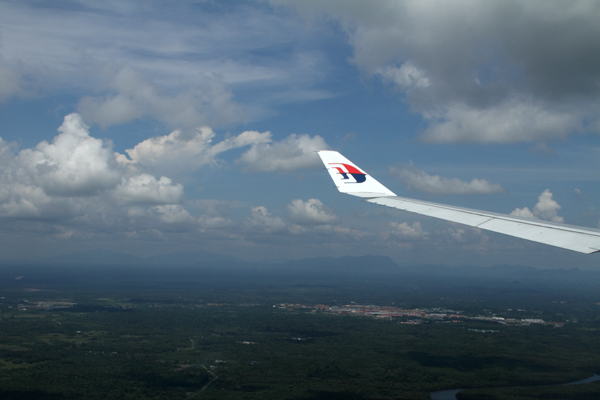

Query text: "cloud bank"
[0, 114, 183, 223]
[0, 114, 330, 238]
[0, 114, 480, 261]
[273, 0, 600, 143]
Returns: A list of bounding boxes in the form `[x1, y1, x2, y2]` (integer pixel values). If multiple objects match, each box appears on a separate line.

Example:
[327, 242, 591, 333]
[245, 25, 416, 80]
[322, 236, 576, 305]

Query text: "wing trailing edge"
[317, 150, 600, 254]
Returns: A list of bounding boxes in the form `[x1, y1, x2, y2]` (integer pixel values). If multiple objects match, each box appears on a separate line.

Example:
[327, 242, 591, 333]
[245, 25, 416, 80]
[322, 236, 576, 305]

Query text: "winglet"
[318, 150, 396, 198]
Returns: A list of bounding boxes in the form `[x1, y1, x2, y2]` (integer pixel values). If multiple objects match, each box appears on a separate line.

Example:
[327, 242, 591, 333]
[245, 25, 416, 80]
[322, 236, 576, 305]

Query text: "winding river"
[430, 373, 600, 400]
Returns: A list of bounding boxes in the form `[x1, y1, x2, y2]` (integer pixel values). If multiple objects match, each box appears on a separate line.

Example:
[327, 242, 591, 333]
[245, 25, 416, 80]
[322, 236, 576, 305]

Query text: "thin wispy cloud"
[390, 162, 505, 195]
[0, 1, 332, 125]
[236, 134, 328, 172]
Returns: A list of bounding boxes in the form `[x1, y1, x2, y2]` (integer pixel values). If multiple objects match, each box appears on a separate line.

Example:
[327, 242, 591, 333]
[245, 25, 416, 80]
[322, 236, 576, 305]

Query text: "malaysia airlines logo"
[329, 163, 366, 183]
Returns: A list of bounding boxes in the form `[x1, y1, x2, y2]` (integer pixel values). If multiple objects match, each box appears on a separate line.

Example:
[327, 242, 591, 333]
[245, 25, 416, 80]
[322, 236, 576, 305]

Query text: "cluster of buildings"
[276, 303, 564, 327]
[17, 300, 77, 310]
[9, 298, 564, 328]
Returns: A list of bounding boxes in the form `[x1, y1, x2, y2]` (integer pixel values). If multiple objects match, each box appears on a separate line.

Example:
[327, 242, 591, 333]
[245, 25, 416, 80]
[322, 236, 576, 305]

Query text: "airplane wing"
[317, 150, 600, 254]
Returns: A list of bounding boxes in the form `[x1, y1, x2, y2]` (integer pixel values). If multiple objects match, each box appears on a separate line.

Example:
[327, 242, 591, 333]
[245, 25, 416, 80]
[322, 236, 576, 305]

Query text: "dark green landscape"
[1, 254, 600, 399]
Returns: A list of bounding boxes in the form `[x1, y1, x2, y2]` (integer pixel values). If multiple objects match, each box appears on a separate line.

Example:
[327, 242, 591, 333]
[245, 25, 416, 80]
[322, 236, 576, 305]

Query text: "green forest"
[1, 264, 600, 400]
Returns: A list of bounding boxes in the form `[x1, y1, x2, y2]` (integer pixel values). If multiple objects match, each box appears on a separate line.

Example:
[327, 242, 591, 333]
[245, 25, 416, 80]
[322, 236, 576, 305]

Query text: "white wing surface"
[317, 150, 600, 254]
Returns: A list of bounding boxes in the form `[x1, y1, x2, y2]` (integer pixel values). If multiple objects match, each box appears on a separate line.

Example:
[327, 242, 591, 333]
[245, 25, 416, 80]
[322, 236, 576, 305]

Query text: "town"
[276, 303, 565, 327]
[9, 298, 566, 328]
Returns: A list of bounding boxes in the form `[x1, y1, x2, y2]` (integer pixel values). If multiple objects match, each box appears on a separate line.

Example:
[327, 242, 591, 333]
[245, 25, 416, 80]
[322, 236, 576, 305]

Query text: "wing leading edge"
[317, 150, 600, 254]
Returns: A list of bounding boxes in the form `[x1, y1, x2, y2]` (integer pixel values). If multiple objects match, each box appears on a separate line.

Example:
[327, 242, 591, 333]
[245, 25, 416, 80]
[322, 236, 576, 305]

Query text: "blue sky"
[1, 0, 600, 268]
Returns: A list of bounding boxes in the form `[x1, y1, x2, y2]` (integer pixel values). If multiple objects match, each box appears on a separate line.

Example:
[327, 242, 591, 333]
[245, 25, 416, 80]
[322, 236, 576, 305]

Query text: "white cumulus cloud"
[0, 183, 53, 219]
[0, 112, 336, 243]
[0, 113, 288, 240]
[17, 114, 121, 197]
[511, 189, 564, 223]
[510, 207, 535, 219]
[118, 126, 271, 175]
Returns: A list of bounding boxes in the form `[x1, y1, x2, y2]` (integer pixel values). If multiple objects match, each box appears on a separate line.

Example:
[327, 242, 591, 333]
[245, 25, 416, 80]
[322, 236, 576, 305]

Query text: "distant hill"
[145, 251, 244, 267]
[261, 255, 401, 276]
[5, 250, 599, 286]
[43, 249, 244, 267]
[400, 263, 600, 284]
[40, 251, 398, 273]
